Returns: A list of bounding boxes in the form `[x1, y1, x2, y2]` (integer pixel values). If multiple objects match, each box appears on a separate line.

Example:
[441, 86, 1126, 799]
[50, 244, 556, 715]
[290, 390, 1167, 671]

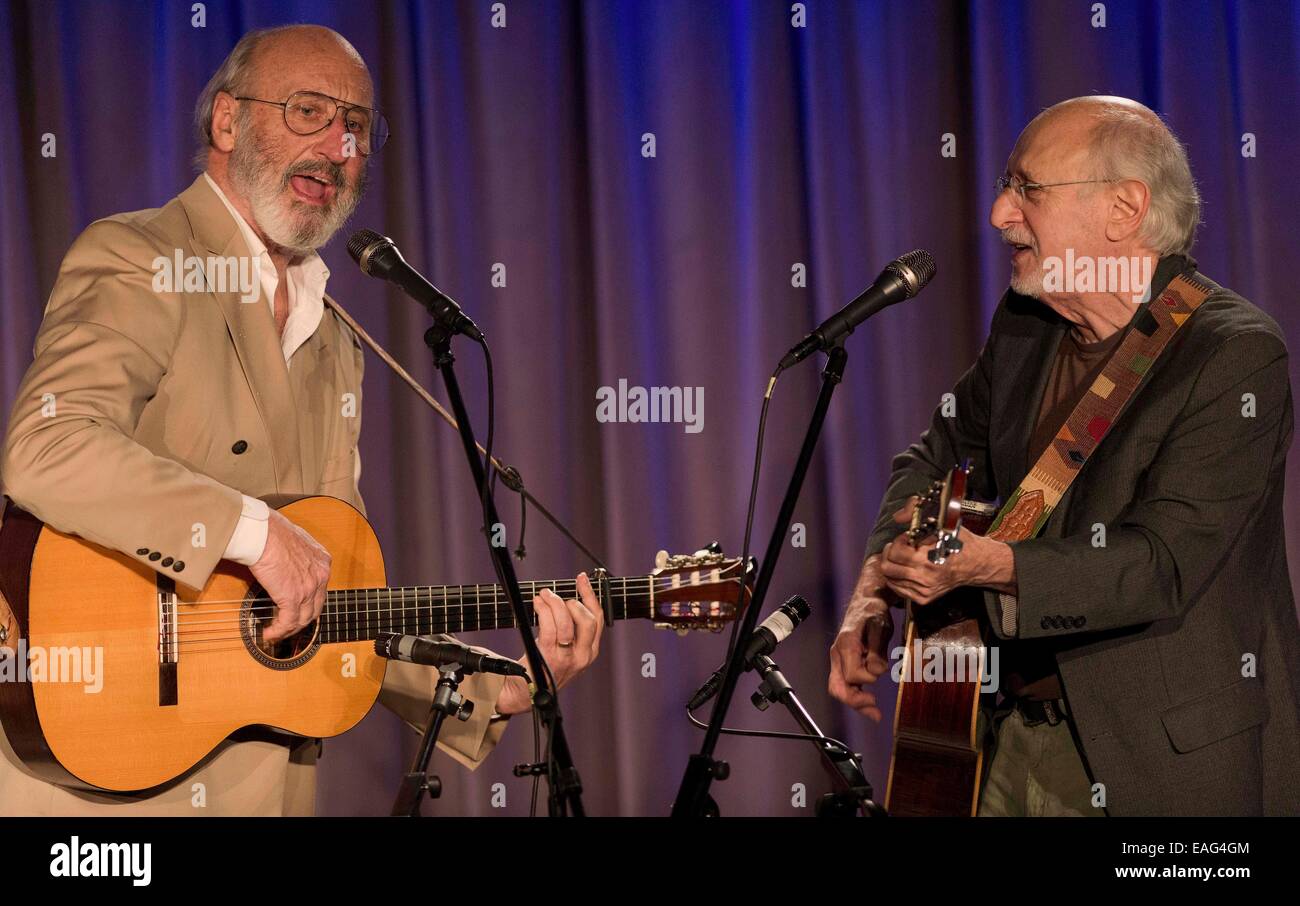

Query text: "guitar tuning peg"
[655, 550, 669, 569]
[702, 541, 723, 555]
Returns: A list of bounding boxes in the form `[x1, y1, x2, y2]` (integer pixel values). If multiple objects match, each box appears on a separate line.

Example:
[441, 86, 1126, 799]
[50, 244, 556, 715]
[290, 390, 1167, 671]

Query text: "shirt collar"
[202, 172, 330, 365]
[201, 172, 331, 292]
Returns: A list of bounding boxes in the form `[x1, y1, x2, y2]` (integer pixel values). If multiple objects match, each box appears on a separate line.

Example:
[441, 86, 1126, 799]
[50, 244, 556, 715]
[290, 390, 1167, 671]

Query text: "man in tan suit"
[0, 25, 603, 815]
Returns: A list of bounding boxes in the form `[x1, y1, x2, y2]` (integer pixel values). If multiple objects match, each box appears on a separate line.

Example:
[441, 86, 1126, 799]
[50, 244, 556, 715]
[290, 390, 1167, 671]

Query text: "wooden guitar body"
[885, 587, 989, 816]
[0, 494, 748, 792]
[0, 495, 386, 792]
[883, 464, 996, 817]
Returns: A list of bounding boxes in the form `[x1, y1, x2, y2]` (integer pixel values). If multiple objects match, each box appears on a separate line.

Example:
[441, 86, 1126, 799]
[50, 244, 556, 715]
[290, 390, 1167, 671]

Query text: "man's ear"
[209, 91, 240, 153]
[1105, 178, 1151, 243]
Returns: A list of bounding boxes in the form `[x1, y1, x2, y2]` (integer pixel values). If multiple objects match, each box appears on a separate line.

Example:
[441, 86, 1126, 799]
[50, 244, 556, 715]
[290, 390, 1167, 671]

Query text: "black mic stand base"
[751, 654, 886, 818]
[391, 663, 471, 817]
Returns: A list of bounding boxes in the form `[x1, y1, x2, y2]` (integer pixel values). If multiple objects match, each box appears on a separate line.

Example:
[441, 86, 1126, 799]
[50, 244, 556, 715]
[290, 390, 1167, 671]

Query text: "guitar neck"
[316, 576, 654, 642]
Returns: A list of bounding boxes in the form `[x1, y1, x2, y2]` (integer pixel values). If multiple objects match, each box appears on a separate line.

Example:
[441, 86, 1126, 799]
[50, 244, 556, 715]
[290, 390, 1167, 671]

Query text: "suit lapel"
[294, 323, 333, 489]
[178, 177, 305, 491]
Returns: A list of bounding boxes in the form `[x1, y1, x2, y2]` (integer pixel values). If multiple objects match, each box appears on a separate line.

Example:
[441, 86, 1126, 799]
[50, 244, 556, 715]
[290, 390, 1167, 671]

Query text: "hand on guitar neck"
[828, 501, 911, 721]
[493, 572, 604, 716]
[830, 494, 1017, 721]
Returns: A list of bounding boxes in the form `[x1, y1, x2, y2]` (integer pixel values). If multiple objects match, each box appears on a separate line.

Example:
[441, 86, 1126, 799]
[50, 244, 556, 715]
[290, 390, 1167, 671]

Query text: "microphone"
[779, 250, 936, 370]
[686, 595, 811, 711]
[347, 229, 484, 342]
[375, 633, 528, 677]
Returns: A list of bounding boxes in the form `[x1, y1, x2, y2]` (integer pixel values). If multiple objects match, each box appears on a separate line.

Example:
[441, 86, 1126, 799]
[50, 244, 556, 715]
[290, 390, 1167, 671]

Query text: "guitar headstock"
[907, 461, 994, 564]
[649, 547, 752, 634]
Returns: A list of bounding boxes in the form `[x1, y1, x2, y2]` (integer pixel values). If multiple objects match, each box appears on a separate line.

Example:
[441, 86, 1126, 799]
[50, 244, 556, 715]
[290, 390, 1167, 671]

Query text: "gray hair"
[1084, 104, 1202, 256]
[191, 28, 280, 170]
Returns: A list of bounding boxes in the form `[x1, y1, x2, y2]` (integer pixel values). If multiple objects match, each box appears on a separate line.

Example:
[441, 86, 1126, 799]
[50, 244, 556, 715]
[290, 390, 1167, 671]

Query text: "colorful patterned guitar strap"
[985, 271, 1215, 635]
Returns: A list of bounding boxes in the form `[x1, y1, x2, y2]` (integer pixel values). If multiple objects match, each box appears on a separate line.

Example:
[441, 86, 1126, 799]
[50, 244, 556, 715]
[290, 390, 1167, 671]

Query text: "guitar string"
[163, 594, 730, 645]
[173, 583, 597, 611]
[166, 601, 717, 640]
[164, 573, 736, 610]
[167, 575, 740, 618]
[157, 575, 739, 648]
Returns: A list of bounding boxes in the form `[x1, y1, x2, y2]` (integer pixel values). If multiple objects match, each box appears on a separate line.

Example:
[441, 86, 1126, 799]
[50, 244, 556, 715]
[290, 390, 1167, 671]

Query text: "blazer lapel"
[178, 177, 305, 492]
[293, 324, 333, 489]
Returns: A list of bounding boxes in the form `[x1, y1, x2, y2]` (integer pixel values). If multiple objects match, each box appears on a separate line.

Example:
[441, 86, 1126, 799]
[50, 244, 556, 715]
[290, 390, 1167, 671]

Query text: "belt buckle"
[1042, 699, 1063, 726]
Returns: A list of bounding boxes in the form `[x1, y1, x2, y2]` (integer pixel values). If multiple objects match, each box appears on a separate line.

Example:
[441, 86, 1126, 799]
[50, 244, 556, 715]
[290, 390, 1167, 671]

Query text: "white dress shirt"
[203, 173, 339, 567]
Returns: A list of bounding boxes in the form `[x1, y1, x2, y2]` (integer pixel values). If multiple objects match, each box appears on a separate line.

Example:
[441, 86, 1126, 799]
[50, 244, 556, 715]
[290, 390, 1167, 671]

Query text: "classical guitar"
[883, 463, 999, 817]
[0, 495, 750, 792]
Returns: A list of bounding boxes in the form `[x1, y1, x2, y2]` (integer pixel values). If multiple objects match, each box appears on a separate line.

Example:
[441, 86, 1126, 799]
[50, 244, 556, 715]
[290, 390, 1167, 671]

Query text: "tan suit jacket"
[0, 175, 509, 815]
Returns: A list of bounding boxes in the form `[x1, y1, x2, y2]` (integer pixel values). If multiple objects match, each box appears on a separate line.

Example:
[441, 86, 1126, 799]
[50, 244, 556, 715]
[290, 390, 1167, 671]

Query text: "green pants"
[976, 706, 1104, 817]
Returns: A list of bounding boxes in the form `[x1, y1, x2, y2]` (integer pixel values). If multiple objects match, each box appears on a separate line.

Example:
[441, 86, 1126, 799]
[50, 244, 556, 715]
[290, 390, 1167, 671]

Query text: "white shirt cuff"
[223, 495, 270, 565]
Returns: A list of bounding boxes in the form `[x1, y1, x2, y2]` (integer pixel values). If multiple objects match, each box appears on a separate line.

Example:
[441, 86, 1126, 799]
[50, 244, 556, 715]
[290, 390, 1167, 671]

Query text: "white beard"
[228, 119, 362, 255]
[1001, 229, 1044, 299]
[1010, 263, 1045, 299]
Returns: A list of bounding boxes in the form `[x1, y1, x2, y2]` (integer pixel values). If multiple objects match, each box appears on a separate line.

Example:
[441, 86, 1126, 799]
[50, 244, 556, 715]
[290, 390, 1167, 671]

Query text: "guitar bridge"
[157, 575, 178, 706]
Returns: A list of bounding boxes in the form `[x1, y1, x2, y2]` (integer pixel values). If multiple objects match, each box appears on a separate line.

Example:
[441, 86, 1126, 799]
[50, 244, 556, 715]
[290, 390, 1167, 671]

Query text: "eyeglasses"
[995, 174, 1120, 203]
[234, 90, 390, 155]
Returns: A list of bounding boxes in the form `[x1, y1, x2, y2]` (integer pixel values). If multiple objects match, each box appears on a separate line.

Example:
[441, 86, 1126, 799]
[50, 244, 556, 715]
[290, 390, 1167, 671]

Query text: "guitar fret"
[313, 564, 724, 647]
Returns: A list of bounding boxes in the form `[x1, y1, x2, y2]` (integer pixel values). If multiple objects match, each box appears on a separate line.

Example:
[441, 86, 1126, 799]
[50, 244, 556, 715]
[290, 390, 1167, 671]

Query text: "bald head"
[1013, 95, 1200, 255]
[194, 25, 373, 159]
[1028, 95, 1162, 135]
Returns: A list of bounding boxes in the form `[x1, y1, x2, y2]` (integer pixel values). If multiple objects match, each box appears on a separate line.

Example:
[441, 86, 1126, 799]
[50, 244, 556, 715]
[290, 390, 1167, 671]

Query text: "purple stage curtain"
[0, 0, 1296, 815]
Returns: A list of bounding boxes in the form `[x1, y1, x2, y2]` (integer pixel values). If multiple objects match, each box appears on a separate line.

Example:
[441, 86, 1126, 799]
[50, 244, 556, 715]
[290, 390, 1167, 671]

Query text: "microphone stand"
[749, 655, 885, 817]
[671, 341, 848, 816]
[424, 322, 585, 817]
[391, 662, 470, 816]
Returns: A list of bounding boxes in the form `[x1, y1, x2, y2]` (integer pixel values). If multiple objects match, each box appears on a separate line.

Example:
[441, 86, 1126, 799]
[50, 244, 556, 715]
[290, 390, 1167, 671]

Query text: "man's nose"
[989, 190, 1022, 232]
[312, 116, 353, 165]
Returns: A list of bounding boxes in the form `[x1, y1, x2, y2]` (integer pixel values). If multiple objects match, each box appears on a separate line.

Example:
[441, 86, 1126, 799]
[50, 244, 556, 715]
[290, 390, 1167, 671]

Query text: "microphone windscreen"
[347, 229, 386, 267]
[890, 249, 937, 297]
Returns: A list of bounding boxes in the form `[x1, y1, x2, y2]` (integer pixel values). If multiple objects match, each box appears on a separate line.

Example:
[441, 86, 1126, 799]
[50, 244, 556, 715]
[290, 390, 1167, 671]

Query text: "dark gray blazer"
[866, 257, 1300, 816]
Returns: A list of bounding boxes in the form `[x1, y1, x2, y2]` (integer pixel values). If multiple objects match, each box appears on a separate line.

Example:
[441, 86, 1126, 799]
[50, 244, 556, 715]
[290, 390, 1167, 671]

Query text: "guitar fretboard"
[315, 577, 655, 643]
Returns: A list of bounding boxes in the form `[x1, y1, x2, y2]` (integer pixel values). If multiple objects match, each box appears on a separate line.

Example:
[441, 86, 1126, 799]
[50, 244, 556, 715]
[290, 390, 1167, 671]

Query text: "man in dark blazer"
[828, 96, 1300, 816]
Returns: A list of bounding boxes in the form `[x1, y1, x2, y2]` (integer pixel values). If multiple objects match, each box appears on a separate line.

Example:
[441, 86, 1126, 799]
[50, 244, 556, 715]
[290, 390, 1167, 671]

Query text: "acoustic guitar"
[883, 463, 999, 817]
[0, 494, 750, 792]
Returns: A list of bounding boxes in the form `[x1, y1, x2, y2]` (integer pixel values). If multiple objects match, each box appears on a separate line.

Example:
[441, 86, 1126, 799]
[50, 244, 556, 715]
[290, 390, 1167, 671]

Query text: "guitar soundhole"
[240, 584, 321, 670]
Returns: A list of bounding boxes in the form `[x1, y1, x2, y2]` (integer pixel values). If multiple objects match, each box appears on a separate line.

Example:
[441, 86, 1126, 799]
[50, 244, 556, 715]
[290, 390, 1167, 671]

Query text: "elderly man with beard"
[0, 25, 603, 816]
[829, 97, 1300, 816]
